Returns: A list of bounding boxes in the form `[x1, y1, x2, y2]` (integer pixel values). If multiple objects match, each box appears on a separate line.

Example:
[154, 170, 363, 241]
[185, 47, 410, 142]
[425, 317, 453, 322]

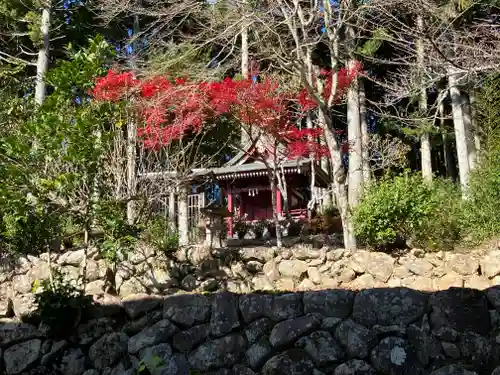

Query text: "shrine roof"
[204, 158, 310, 180]
[223, 138, 259, 167]
[138, 136, 330, 185]
[139, 158, 330, 184]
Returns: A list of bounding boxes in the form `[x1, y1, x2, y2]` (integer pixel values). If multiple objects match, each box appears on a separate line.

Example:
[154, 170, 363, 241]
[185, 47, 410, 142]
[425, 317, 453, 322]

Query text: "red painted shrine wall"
[223, 174, 309, 221]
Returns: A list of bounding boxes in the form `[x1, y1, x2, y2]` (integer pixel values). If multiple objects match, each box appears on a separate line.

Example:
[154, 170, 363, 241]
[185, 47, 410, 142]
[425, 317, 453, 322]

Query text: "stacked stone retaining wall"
[1, 240, 500, 374]
[1, 287, 500, 374]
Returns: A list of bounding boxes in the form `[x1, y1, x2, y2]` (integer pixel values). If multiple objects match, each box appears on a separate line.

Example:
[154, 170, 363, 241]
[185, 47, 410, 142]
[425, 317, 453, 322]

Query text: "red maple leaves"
[92, 70, 137, 101]
[91, 63, 362, 159]
[297, 63, 363, 112]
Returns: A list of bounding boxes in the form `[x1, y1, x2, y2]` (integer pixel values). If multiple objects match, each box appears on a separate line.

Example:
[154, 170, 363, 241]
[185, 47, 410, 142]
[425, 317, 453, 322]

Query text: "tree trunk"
[320, 142, 331, 208]
[347, 67, 363, 208]
[270, 174, 283, 248]
[81, 225, 90, 290]
[113, 130, 125, 199]
[439, 98, 457, 181]
[35, 4, 50, 105]
[178, 186, 189, 246]
[448, 67, 470, 195]
[240, 21, 251, 147]
[306, 114, 317, 217]
[320, 112, 356, 249]
[301, 8, 355, 248]
[241, 24, 249, 79]
[91, 130, 102, 230]
[126, 117, 137, 225]
[462, 92, 477, 170]
[469, 91, 481, 156]
[417, 14, 432, 181]
[168, 189, 176, 231]
[308, 163, 316, 220]
[36, 3, 58, 256]
[421, 132, 432, 180]
[126, 16, 140, 225]
[277, 166, 289, 216]
[334, 172, 356, 250]
[359, 79, 371, 184]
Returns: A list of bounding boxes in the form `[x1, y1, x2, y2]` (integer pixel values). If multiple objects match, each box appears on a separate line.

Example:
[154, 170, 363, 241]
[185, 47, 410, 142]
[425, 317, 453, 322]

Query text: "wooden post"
[227, 183, 233, 237]
[178, 185, 189, 246]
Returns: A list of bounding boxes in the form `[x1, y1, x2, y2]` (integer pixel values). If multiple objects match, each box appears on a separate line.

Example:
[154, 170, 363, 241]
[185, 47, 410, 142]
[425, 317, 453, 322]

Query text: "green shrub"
[32, 269, 92, 337]
[233, 216, 250, 239]
[352, 173, 463, 250]
[464, 73, 500, 243]
[266, 221, 277, 237]
[463, 138, 500, 243]
[308, 205, 342, 235]
[320, 205, 343, 233]
[137, 355, 165, 374]
[143, 216, 179, 254]
[95, 200, 138, 262]
[0, 207, 59, 256]
[252, 219, 267, 238]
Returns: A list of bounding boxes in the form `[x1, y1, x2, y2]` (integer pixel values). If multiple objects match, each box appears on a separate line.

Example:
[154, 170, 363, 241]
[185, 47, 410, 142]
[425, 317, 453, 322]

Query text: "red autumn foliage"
[92, 70, 137, 101]
[91, 63, 362, 159]
[297, 63, 363, 112]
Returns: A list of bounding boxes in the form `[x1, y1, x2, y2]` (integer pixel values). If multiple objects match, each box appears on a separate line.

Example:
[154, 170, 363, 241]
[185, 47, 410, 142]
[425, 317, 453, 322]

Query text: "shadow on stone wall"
[4, 239, 500, 319]
[2, 286, 500, 375]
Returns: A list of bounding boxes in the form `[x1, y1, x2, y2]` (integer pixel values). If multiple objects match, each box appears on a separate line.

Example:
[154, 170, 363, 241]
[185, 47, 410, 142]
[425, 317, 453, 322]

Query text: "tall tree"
[346, 50, 363, 208]
[345, 0, 363, 209]
[34, 1, 51, 104]
[246, 0, 363, 248]
[416, 13, 432, 180]
[0, 36, 119, 258]
[0, 0, 127, 101]
[366, 0, 499, 193]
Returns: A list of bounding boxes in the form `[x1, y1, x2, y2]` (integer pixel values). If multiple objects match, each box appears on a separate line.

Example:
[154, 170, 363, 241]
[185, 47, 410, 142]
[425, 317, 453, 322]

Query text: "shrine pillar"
[276, 189, 282, 218]
[178, 185, 189, 246]
[227, 182, 233, 237]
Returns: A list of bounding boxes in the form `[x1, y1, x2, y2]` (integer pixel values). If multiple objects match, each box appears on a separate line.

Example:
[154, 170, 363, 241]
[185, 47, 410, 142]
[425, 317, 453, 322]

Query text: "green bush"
[0, 207, 60, 256]
[252, 219, 267, 238]
[95, 200, 138, 262]
[308, 205, 342, 235]
[233, 215, 250, 239]
[143, 216, 179, 254]
[463, 137, 500, 243]
[32, 269, 92, 337]
[352, 173, 463, 250]
[464, 73, 500, 243]
[0, 36, 118, 260]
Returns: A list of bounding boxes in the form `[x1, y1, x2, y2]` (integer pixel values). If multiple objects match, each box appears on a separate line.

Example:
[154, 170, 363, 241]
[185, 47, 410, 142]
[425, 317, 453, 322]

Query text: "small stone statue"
[200, 204, 232, 249]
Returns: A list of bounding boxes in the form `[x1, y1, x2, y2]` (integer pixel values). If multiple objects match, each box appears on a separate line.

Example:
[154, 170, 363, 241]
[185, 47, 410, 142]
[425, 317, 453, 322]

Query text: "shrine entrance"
[233, 187, 273, 221]
[188, 192, 205, 242]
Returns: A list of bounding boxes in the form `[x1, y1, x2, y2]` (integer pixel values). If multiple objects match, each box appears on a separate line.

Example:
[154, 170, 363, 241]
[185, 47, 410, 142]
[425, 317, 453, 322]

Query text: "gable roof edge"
[223, 137, 260, 167]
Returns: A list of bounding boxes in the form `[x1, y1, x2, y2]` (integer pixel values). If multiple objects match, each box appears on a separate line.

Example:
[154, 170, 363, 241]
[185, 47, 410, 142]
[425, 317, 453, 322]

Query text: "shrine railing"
[288, 208, 308, 219]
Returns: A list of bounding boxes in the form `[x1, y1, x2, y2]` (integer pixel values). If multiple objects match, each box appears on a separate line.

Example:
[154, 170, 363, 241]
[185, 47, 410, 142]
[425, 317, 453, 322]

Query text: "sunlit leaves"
[0, 36, 118, 255]
[91, 61, 362, 159]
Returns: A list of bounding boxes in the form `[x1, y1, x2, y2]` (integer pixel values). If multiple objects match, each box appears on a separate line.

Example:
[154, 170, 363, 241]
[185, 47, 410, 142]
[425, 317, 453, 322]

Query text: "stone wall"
[1, 241, 500, 374]
[2, 287, 500, 374]
[2, 240, 500, 321]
